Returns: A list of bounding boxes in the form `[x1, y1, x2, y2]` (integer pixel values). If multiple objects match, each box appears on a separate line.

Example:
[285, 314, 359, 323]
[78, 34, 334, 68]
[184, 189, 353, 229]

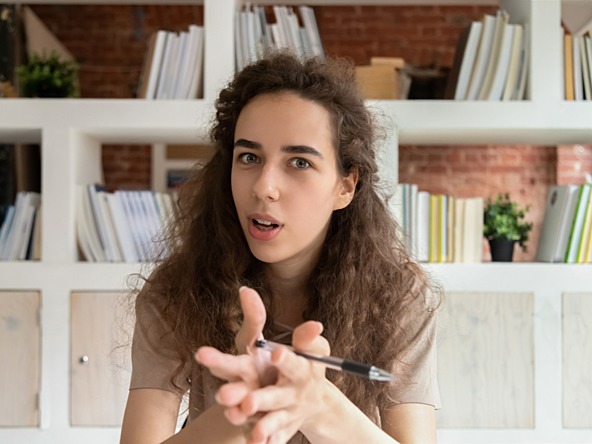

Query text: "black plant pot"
[488, 238, 516, 262]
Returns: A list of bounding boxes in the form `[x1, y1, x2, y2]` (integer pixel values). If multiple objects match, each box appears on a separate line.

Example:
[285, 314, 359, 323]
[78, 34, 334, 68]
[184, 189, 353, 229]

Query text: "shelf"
[376, 100, 592, 145]
[425, 262, 592, 293]
[3, 99, 592, 145]
[0, 262, 146, 290]
[0, 99, 213, 144]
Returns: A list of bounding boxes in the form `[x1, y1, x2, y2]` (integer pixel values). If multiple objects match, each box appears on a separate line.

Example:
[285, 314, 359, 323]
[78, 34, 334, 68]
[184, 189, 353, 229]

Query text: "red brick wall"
[30, 5, 204, 190]
[557, 145, 592, 185]
[399, 145, 557, 261]
[29, 5, 592, 261]
[316, 5, 496, 67]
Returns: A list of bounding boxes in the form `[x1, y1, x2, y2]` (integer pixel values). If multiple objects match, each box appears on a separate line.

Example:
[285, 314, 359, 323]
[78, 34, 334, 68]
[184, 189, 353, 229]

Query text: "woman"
[120, 52, 440, 444]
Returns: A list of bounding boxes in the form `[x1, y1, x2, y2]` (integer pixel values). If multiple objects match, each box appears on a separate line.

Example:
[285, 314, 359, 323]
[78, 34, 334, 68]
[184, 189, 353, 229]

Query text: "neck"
[266, 262, 315, 329]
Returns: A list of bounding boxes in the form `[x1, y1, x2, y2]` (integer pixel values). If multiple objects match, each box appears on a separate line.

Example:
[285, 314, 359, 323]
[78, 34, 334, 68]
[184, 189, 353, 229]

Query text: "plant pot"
[488, 238, 516, 262]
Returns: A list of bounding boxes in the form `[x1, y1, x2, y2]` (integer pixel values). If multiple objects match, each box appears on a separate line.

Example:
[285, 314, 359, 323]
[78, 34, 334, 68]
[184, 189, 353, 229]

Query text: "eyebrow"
[234, 138, 324, 160]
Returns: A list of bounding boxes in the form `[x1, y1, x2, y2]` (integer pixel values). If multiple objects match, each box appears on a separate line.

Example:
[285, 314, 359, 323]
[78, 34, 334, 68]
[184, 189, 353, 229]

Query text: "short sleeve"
[387, 288, 441, 409]
[129, 289, 191, 397]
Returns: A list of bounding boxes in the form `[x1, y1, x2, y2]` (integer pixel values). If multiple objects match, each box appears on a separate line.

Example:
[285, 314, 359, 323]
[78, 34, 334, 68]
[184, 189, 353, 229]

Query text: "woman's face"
[231, 92, 357, 271]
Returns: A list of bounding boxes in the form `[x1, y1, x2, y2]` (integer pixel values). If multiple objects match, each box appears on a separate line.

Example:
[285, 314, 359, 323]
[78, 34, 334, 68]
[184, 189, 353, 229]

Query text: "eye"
[238, 152, 259, 164]
[290, 158, 311, 169]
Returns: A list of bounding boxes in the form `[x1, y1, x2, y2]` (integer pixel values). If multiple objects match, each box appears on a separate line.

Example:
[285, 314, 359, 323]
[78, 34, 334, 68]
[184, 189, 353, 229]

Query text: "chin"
[247, 243, 284, 264]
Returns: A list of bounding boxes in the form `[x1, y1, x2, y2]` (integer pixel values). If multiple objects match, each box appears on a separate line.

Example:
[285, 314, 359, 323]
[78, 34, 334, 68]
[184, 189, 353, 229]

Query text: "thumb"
[292, 321, 330, 357]
[235, 286, 267, 354]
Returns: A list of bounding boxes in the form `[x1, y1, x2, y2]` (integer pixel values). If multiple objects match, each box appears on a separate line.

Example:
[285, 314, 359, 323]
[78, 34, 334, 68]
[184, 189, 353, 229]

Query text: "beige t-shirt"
[129, 289, 441, 442]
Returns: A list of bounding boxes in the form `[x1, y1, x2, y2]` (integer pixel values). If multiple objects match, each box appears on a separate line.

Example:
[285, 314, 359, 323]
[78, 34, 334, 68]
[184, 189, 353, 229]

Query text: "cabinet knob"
[79, 355, 89, 364]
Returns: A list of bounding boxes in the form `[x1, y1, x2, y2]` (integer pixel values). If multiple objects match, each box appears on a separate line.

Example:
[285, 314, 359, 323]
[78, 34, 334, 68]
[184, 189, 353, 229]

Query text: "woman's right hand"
[195, 287, 276, 428]
[234, 286, 267, 354]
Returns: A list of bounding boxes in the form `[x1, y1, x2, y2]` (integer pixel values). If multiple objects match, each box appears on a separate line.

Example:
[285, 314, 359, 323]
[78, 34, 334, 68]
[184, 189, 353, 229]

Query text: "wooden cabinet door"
[0, 291, 40, 426]
[70, 292, 133, 426]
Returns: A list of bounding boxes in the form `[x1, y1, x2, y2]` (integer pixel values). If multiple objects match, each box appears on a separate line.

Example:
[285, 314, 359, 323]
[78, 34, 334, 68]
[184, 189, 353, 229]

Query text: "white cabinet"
[0, 291, 40, 427]
[0, 0, 591, 443]
[70, 291, 132, 426]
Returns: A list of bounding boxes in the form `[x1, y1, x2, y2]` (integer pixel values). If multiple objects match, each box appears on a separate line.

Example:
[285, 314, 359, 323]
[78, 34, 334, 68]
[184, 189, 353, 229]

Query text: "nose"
[252, 164, 280, 202]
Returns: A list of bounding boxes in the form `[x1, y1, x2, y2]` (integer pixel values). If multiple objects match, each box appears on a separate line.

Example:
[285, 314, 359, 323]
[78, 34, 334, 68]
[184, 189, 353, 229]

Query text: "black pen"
[254, 338, 394, 382]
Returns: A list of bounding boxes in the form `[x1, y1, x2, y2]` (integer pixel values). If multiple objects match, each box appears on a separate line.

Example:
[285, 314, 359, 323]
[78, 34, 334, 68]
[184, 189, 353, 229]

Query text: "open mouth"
[253, 218, 280, 231]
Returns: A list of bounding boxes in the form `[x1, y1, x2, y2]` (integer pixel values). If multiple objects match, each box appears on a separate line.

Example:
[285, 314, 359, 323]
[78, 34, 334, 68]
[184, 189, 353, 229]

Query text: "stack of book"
[76, 185, 179, 263]
[563, 2, 592, 100]
[536, 183, 592, 263]
[395, 184, 484, 263]
[564, 31, 592, 101]
[445, 9, 528, 101]
[0, 191, 42, 261]
[235, 4, 324, 71]
[138, 25, 204, 100]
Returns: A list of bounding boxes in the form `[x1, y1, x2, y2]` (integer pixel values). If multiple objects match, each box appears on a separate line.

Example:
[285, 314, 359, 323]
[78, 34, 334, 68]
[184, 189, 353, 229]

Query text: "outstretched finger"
[292, 321, 330, 357]
[235, 287, 267, 354]
[195, 346, 259, 382]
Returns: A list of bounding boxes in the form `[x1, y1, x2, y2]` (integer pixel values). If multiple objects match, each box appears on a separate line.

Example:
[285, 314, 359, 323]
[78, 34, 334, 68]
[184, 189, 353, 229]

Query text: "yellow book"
[565, 33, 575, 100]
[578, 195, 592, 263]
[429, 195, 439, 263]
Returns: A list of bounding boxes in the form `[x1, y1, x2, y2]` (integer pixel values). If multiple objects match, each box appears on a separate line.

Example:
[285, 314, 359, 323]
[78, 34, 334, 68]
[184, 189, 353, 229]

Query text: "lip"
[247, 213, 283, 242]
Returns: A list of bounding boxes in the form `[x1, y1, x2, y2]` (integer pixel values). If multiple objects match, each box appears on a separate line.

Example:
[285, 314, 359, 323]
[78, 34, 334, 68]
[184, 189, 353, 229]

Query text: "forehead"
[235, 92, 335, 139]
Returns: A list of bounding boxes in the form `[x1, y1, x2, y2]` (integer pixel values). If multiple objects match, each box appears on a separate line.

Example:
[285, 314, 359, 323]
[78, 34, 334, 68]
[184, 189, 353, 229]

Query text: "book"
[0, 205, 16, 259]
[501, 24, 524, 100]
[186, 25, 204, 99]
[439, 195, 448, 262]
[137, 31, 157, 99]
[106, 193, 138, 263]
[97, 191, 123, 262]
[26, 204, 41, 260]
[536, 185, 580, 262]
[15, 193, 41, 260]
[485, 23, 515, 100]
[513, 23, 530, 100]
[76, 185, 105, 262]
[444, 25, 470, 100]
[453, 198, 466, 262]
[156, 31, 180, 99]
[576, 192, 592, 262]
[582, 34, 592, 101]
[447, 21, 482, 100]
[465, 13, 497, 100]
[565, 184, 591, 263]
[478, 10, 510, 100]
[573, 35, 584, 101]
[1, 192, 41, 261]
[416, 191, 430, 262]
[169, 30, 190, 99]
[429, 194, 440, 262]
[447, 195, 456, 262]
[299, 5, 324, 58]
[464, 197, 484, 263]
[87, 184, 117, 262]
[115, 191, 148, 262]
[565, 33, 575, 100]
[144, 30, 168, 100]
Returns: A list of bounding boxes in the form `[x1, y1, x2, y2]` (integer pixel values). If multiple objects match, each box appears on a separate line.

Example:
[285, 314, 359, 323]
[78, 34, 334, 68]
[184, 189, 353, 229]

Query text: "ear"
[333, 168, 359, 210]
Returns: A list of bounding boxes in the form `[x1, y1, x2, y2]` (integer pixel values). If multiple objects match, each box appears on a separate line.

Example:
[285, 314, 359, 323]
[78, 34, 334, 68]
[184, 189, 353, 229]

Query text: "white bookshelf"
[0, 0, 591, 443]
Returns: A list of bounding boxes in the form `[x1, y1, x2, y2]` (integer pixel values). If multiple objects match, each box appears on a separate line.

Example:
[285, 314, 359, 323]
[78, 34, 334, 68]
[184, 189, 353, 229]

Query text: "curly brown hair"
[142, 52, 439, 421]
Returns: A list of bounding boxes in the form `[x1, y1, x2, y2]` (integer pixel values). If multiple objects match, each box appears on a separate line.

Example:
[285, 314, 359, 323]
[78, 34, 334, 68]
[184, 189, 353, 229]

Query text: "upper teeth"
[255, 219, 273, 226]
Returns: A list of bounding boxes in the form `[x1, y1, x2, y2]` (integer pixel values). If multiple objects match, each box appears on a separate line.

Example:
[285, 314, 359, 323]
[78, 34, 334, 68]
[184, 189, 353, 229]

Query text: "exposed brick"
[29, 5, 592, 263]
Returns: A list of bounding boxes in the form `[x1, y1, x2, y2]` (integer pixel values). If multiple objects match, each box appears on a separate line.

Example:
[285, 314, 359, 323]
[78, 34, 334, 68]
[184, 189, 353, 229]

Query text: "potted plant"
[483, 192, 533, 262]
[15, 51, 79, 98]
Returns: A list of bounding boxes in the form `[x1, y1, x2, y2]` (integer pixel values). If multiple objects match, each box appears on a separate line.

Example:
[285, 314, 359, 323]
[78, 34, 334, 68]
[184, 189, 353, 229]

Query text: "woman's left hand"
[222, 320, 333, 444]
